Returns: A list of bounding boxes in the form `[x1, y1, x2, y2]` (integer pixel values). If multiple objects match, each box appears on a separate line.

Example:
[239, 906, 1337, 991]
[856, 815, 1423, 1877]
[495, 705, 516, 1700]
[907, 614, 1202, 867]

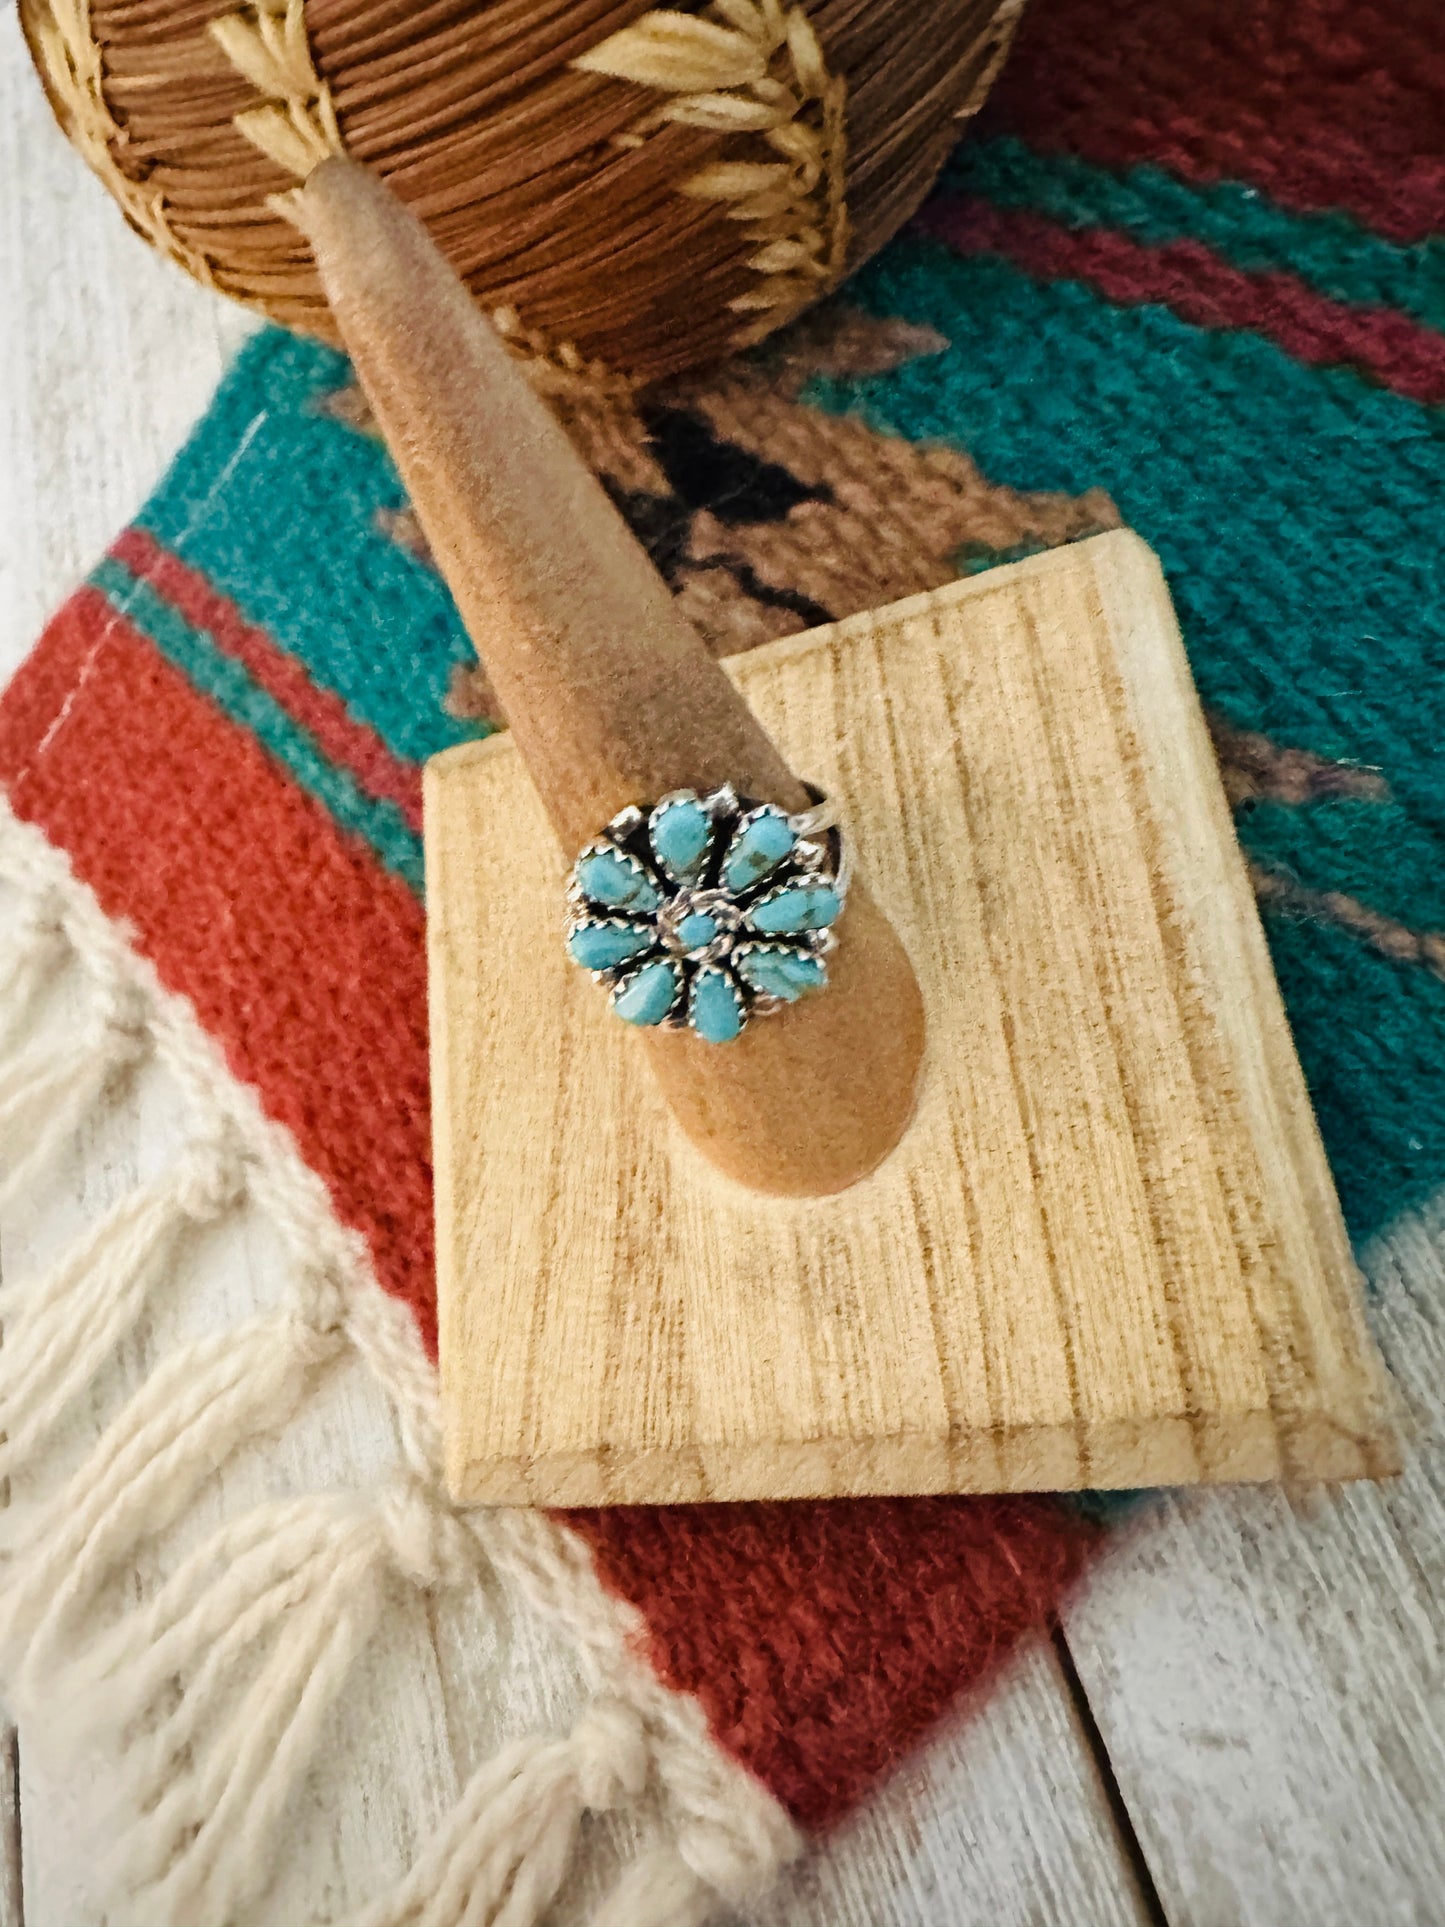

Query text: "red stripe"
[0, 593, 1107, 1830]
[981, 0, 1445, 244]
[0, 590, 438, 1349]
[921, 197, 1445, 405]
[568, 1495, 1102, 1828]
[111, 527, 425, 832]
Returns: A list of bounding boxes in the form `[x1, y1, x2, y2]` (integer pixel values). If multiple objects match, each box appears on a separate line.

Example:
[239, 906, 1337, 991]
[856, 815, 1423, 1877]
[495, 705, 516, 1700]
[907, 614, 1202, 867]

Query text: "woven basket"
[22, 0, 1023, 381]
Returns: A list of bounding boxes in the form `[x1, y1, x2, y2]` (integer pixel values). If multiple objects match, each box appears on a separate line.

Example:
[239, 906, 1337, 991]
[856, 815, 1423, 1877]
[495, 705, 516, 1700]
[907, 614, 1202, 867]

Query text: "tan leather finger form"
[299, 159, 925, 1194]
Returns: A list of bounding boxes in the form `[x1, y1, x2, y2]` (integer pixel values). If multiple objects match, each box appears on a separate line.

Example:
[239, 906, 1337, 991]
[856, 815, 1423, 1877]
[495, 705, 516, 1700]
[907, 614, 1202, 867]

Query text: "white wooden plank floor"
[2, 15, 1441, 1924]
[1063, 1202, 1445, 1927]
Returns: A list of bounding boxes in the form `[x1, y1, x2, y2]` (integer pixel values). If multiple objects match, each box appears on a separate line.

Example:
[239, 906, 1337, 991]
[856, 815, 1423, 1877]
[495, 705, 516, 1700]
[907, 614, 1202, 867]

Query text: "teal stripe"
[946, 138, 1445, 336]
[91, 555, 426, 893]
[136, 331, 481, 771]
[811, 236, 1445, 1244]
[1243, 797, 1445, 934]
[813, 239, 1445, 802]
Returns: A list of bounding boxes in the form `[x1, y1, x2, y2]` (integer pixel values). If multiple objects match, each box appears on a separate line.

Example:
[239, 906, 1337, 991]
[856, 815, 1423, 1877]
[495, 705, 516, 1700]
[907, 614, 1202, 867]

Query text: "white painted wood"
[8, 8, 1443, 1917]
[741, 1640, 1153, 1927]
[1063, 1197, 1445, 1927]
[0, 15, 1146, 1925]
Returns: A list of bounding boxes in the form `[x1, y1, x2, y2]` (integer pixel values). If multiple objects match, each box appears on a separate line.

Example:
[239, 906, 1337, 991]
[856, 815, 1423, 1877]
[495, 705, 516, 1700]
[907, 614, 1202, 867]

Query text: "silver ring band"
[789, 795, 840, 841]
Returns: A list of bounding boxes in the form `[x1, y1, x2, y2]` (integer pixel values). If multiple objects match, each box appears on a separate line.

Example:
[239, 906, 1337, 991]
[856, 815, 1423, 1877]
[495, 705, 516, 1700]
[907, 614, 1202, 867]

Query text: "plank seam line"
[1051, 1621, 1172, 1927]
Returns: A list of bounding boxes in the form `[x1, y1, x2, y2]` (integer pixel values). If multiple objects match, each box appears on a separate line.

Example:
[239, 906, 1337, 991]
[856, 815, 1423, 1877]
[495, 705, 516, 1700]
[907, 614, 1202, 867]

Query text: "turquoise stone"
[568, 919, 655, 971]
[612, 959, 680, 1027]
[722, 809, 795, 892]
[675, 910, 720, 951]
[690, 966, 744, 1044]
[650, 798, 714, 881]
[575, 847, 661, 914]
[736, 944, 827, 1001]
[749, 881, 842, 935]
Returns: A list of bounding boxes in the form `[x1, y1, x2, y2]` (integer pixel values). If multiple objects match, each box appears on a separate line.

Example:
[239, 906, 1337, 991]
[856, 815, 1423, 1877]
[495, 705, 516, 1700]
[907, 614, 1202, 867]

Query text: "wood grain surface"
[5, 12, 1442, 1914]
[429, 531, 1396, 1506]
[0, 17, 1151, 1921]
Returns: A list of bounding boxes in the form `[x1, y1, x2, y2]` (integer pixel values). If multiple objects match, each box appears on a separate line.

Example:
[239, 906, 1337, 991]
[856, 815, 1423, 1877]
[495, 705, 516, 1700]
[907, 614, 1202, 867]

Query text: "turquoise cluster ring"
[565, 783, 849, 1045]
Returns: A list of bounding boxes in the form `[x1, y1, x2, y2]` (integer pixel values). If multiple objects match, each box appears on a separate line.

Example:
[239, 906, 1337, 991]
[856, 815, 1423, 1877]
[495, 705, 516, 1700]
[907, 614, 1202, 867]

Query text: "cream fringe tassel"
[0, 797, 800, 1926]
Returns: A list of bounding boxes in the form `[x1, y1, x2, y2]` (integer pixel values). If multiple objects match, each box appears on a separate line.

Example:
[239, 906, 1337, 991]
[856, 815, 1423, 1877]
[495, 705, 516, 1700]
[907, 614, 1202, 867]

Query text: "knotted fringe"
[69, 1479, 478, 1922]
[0, 801, 801, 1925]
[0, 1134, 246, 1480]
[0, 883, 67, 1050]
[0, 1307, 342, 1683]
[344, 1698, 648, 1927]
[0, 975, 148, 1209]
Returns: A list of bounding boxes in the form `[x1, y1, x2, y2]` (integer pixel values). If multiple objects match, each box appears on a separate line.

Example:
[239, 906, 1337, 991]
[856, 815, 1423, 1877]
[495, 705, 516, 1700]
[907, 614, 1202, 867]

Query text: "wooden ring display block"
[426, 532, 1398, 1506]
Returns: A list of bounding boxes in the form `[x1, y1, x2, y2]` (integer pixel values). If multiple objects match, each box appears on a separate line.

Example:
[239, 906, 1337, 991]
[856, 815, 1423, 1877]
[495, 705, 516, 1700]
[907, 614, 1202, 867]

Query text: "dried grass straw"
[21, 0, 1023, 380]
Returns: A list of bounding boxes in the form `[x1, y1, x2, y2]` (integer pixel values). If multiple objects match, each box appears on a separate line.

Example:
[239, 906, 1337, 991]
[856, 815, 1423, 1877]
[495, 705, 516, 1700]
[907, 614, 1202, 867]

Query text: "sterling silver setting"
[564, 782, 849, 1044]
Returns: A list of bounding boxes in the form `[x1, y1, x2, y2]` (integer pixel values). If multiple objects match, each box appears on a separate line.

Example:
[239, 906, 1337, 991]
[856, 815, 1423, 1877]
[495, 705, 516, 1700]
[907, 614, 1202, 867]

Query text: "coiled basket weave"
[22, 0, 1024, 381]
